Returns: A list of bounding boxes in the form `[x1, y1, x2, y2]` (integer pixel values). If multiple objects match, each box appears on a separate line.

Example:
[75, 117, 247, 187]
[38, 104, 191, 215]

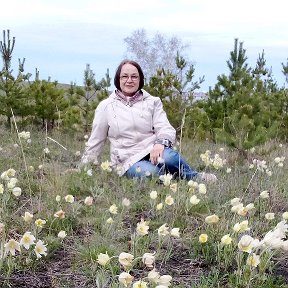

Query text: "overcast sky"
[1, 0, 288, 91]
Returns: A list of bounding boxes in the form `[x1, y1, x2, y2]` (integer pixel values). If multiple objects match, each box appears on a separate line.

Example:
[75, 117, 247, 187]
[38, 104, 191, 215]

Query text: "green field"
[0, 127, 288, 288]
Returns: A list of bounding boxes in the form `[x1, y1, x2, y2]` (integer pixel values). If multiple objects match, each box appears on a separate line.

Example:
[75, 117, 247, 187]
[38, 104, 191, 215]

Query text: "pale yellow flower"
[136, 219, 150, 236]
[7, 178, 18, 189]
[34, 240, 48, 259]
[233, 220, 250, 233]
[205, 214, 219, 224]
[109, 204, 118, 214]
[54, 210, 65, 219]
[158, 223, 169, 237]
[106, 217, 114, 224]
[170, 227, 180, 238]
[221, 234, 232, 245]
[198, 183, 207, 194]
[22, 211, 33, 222]
[150, 190, 158, 200]
[97, 252, 111, 266]
[64, 194, 74, 203]
[55, 195, 61, 202]
[199, 233, 208, 243]
[20, 232, 36, 250]
[246, 253, 260, 268]
[190, 195, 200, 205]
[84, 196, 93, 206]
[35, 218, 46, 228]
[165, 195, 174, 206]
[58, 230, 67, 239]
[231, 203, 244, 213]
[169, 183, 177, 193]
[6, 168, 16, 177]
[245, 203, 255, 211]
[118, 252, 134, 269]
[132, 281, 148, 288]
[142, 252, 155, 268]
[4, 239, 21, 256]
[265, 212, 275, 220]
[118, 272, 134, 287]
[282, 212, 288, 220]
[156, 203, 163, 210]
[101, 160, 112, 172]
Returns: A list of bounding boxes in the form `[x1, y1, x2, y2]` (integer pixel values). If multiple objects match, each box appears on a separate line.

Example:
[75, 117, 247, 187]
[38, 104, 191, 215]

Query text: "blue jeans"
[125, 148, 198, 180]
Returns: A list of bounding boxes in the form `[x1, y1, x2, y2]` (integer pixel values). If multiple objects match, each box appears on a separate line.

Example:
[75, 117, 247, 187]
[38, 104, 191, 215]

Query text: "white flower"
[260, 190, 269, 199]
[187, 180, 198, 188]
[122, 198, 131, 207]
[205, 214, 219, 224]
[0, 184, 4, 194]
[198, 183, 207, 194]
[265, 213, 275, 220]
[20, 232, 36, 250]
[159, 173, 173, 186]
[158, 223, 169, 237]
[233, 220, 250, 233]
[274, 157, 281, 163]
[12, 187, 22, 197]
[118, 272, 134, 287]
[84, 196, 93, 206]
[118, 252, 134, 269]
[165, 195, 174, 206]
[8, 178, 18, 189]
[22, 212, 34, 222]
[101, 160, 112, 172]
[132, 281, 148, 288]
[142, 252, 156, 268]
[238, 235, 256, 253]
[158, 275, 172, 286]
[4, 239, 21, 256]
[150, 190, 158, 200]
[170, 228, 180, 238]
[97, 252, 110, 266]
[226, 168, 232, 173]
[58, 230, 67, 239]
[169, 183, 177, 193]
[147, 269, 160, 283]
[86, 169, 93, 176]
[55, 195, 61, 202]
[190, 195, 200, 205]
[64, 194, 74, 203]
[34, 240, 48, 259]
[136, 219, 150, 236]
[247, 253, 260, 268]
[230, 197, 241, 206]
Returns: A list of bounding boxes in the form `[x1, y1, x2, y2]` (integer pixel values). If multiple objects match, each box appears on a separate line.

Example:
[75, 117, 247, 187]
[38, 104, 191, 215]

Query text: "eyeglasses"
[120, 75, 139, 82]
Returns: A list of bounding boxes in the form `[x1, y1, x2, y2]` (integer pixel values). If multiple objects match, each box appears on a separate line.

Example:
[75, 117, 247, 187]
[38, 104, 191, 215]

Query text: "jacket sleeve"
[80, 101, 109, 165]
[152, 97, 176, 144]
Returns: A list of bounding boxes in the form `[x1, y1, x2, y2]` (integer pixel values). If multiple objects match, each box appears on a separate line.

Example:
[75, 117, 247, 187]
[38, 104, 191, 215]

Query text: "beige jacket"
[81, 90, 176, 175]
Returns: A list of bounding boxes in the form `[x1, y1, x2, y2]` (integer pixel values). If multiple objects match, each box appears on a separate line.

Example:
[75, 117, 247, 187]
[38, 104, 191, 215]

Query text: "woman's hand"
[150, 144, 164, 165]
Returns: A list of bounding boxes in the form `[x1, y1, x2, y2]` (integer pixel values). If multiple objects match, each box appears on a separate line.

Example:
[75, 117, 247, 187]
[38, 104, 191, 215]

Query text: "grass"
[0, 125, 288, 287]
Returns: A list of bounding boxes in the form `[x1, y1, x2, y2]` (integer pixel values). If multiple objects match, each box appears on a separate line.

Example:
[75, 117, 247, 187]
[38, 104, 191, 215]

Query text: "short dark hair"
[114, 60, 144, 91]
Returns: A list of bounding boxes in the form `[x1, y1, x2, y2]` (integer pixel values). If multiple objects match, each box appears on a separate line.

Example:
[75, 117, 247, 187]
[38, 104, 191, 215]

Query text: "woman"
[81, 60, 216, 182]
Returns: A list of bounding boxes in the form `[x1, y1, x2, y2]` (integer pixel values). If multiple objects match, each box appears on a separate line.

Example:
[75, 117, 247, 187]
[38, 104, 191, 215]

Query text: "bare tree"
[124, 29, 190, 80]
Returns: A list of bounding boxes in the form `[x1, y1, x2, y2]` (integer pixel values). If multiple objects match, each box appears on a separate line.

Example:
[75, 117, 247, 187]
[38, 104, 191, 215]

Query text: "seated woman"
[81, 60, 216, 182]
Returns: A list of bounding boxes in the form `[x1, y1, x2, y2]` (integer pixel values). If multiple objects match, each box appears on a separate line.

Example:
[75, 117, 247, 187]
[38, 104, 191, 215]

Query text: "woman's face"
[119, 63, 140, 96]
